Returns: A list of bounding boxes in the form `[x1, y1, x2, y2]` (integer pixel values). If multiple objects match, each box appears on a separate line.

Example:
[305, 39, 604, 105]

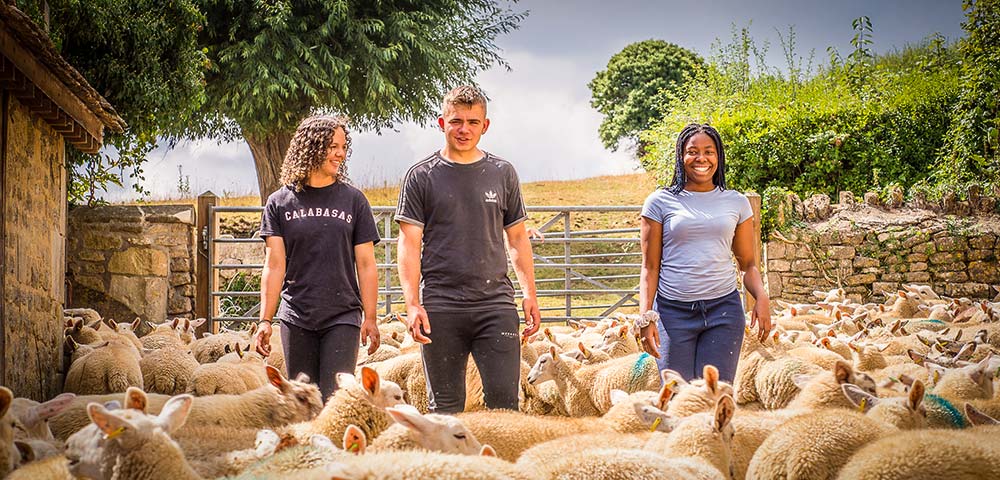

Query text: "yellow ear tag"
[347, 441, 359, 452]
[745, 326, 751, 334]
[857, 398, 867, 412]
[666, 380, 677, 389]
[104, 426, 126, 440]
[650, 417, 662, 432]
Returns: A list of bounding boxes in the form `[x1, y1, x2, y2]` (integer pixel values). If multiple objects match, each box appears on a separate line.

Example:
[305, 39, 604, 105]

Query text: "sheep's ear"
[236, 345, 245, 359]
[661, 369, 687, 387]
[906, 349, 925, 365]
[131, 317, 142, 331]
[386, 405, 430, 434]
[874, 342, 890, 352]
[609, 389, 630, 406]
[360, 367, 380, 397]
[703, 365, 720, 395]
[156, 394, 193, 434]
[657, 382, 674, 410]
[202, 332, 213, 338]
[842, 384, 878, 412]
[14, 440, 35, 464]
[87, 402, 134, 440]
[792, 374, 815, 390]
[619, 325, 629, 337]
[65, 336, 80, 352]
[248, 322, 259, 336]
[171, 318, 181, 329]
[578, 342, 591, 359]
[25, 392, 75, 426]
[964, 403, 999, 426]
[266, 365, 290, 392]
[224, 344, 233, 354]
[342, 424, 366, 455]
[714, 395, 736, 433]
[834, 360, 853, 384]
[549, 346, 557, 359]
[907, 380, 925, 411]
[73, 318, 84, 332]
[182, 318, 191, 332]
[480, 444, 498, 457]
[103, 318, 116, 330]
[124, 387, 147, 413]
[0, 387, 11, 418]
[821, 337, 833, 349]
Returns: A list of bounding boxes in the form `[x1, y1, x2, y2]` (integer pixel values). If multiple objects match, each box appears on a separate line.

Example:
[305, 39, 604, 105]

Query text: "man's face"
[438, 103, 489, 154]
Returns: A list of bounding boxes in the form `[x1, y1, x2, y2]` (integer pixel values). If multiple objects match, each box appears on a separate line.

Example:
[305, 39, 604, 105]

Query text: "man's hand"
[405, 304, 432, 344]
[254, 321, 273, 357]
[521, 297, 542, 339]
[750, 297, 772, 343]
[360, 317, 381, 355]
[639, 324, 661, 359]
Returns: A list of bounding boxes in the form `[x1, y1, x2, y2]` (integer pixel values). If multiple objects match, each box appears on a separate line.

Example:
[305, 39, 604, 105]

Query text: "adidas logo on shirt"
[485, 190, 498, 203]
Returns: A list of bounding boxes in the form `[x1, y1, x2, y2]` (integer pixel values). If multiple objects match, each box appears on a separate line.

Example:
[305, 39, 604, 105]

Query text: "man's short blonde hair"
[442, 85, 488, 114]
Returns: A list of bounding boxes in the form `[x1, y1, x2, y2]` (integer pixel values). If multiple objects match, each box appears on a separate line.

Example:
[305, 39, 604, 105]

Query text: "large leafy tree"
[192, 0, 526, 202]
[589, 40, 703, 156]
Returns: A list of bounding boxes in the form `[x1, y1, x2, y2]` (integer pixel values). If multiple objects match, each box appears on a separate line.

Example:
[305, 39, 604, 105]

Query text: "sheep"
[787, 360, 877, 410]
[514, 432, 651, 477]
[63, 340, 143, 395]
[190, 326, 254, 364]
[223, 430, 351, 479]
[140, 318, 189, 350]
[322, 450, 534, 480]
[86, 394, 202, 479]
[139, 346, 200, 395]
[371, 352, 429, 413]
[187, 347, 267, 396]
[787, 342, 849, 369]
[284, 366, 404, 445]
[594, 324, 640, 357]
[64, 318, 102, 347]
[543, 448, 713, 480]
[527, 347, 660, 416]
[9, 393, 75, 442]
[63, 308, 102, 326]
[664, 365, 736, 418]
[752, 356, 822, 409]
[635, 394, 737, 480]
[98, 317, 144, 352]
[841, 380, 928, 430]
[932, 353, 995, 401]
[369, 404, 483, 454]
[50, 365, 322, 441]
[814, 288, 847, 304]
[835, 428, 1000, 480]
[3, 455, 72, 480]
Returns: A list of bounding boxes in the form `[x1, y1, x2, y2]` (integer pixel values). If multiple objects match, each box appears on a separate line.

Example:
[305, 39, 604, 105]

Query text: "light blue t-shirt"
[641, 186, 754, 302]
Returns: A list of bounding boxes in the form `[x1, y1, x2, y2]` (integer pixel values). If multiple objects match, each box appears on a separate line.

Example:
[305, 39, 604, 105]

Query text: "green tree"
[589, 40, 703, 155]
[192, 0, 526, 202]
[19, 0, 208, 204]
[934, 0, 1000, 189]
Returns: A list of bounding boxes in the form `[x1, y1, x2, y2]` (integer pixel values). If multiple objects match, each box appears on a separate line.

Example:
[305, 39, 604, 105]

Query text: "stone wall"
[765, 189, 1000, 303]
[66, 205, 196, 327]
[3, 96, 66, 401]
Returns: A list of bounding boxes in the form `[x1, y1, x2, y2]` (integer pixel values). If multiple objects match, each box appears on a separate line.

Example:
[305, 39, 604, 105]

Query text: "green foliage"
[933, 0, 1000, 191]
[641, 22, 963, 238]
[761, 185, 797, 241]
[588, 40, 703, 154]
[194, 0, 527, 139]
[20, 0, 208, 205]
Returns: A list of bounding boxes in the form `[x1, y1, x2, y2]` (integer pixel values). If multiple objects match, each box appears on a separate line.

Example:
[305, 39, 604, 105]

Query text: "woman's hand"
[639, 324, 661, 359]
[750, 297, 772, 343]
[360, 317, 381, 355]
[254, 321, 272, 357]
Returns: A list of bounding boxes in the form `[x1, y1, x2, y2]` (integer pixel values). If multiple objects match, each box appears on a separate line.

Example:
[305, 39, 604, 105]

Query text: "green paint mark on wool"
[923, 393, 968, 429]
[628, 353, 653, 390]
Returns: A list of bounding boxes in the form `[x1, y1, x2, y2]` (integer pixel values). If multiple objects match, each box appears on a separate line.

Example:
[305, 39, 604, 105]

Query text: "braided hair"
[666, 123, 728, 194]
[280, 115, 351, 191]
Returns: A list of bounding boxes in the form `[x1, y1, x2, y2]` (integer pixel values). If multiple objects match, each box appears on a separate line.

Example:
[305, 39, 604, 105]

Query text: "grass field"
[133, 172, 662, 320]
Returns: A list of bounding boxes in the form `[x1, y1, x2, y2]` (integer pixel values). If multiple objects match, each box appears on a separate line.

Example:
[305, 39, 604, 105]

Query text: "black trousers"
[421, 308, 521, 413]
[280, 321, 360, 402]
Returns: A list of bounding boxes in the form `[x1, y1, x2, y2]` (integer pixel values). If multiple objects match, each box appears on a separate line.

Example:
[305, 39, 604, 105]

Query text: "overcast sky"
[100, 0, 967, 202]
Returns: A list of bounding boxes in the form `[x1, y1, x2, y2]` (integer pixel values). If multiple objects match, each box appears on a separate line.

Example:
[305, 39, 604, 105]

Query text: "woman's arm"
[355, 241, 380, 354]
[639, 216, 663, 358]
[732, 219, 771, 342]
[255, 236, 286, 356]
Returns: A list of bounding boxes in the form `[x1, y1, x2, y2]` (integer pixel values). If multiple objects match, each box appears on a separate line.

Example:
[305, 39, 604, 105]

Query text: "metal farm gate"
[194, 193, 761, 332]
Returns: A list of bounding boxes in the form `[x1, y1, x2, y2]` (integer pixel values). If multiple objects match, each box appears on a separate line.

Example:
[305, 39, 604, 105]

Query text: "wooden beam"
[0, 89, 7, 386]
[0, 23, 103, 144]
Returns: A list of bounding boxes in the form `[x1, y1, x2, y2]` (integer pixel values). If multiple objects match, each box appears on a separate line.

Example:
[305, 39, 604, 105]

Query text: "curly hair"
[666, 123, 728, 194]
[280, 115, 351, 191]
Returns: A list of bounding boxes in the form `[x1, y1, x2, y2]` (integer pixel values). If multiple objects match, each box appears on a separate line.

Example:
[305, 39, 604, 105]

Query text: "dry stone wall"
[766, 190, 1000, 303]
[67, 205, 196, 326]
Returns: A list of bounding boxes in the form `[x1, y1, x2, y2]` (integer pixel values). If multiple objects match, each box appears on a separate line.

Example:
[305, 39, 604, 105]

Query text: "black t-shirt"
[395, 151, 527, 312]
[260, 182, 380, 330]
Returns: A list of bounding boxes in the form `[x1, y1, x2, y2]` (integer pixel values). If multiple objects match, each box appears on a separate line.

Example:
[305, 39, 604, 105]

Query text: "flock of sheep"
[1, 283, 999, 479]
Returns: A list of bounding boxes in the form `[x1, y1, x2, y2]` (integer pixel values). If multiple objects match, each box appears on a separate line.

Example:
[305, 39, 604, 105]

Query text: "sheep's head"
[527, 347, 560, 385]
[843, 380, 926, 430]
[86, 394, 191, 453]
[645, 395, 737, 480]
[386, 405, 482, 455]
[267, 365, 323, 421]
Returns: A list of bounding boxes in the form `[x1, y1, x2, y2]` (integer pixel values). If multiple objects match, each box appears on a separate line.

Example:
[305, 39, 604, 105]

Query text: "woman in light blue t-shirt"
[637, 123, 771, 382]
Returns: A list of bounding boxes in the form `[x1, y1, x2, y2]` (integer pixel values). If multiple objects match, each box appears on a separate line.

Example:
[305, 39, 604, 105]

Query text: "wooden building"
[0, 4, 124, 400]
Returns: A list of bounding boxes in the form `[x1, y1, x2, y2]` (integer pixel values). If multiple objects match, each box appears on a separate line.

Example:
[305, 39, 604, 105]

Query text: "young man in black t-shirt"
[395, 86, 541, 413]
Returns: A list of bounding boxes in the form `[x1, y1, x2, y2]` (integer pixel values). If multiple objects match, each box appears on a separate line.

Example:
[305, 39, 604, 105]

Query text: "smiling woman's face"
[683, 132, 718, 192]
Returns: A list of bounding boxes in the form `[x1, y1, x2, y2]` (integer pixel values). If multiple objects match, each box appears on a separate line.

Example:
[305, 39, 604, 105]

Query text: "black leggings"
[280, 321, 360, 401]
[421, 309, 521, 413]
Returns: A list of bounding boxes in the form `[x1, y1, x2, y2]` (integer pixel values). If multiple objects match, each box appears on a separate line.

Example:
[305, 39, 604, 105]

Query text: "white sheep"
[635, 394, 737, 480]
[663, 365, 736, 418]
[787, 360, 877, 410]
[139, 345, 200, 395]
[369, 404, 483, 454]
[322, 450, 534, 480]
[932, 353, 995, 401]
[835, 428, 1000, 479]
[63, 340, 143, 395]
[9, 393, 75, 442]
[187, 347, 267, 396]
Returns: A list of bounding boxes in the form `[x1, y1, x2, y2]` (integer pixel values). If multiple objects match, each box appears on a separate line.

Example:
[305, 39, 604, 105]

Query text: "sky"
[99, 0, 968, 202]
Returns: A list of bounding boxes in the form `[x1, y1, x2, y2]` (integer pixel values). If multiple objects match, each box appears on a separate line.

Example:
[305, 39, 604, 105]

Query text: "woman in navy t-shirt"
[637, 123, 771, 383]
[255, 115, 381, 400]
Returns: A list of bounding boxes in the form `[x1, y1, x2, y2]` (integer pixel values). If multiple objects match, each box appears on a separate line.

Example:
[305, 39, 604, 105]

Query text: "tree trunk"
[245, 132, 293, 204]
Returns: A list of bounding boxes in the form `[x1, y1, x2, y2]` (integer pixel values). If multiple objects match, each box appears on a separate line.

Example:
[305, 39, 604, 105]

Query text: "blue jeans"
[654, 290, 745, 383]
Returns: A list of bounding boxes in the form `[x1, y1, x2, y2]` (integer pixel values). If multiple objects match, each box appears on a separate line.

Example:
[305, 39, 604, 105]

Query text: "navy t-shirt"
[260, 182, 380, 330]
[394, 151, 527, 312]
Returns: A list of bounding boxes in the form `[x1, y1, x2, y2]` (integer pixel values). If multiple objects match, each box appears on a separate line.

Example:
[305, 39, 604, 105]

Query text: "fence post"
[745, 192, 762, 313]
[195, 191, 218, 337]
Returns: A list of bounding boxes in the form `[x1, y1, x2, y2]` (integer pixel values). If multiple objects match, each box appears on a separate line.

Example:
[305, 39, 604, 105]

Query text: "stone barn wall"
[66, 205, 196, 328]
[3, 97, 67, 400]
[765, 190, 1000, 304]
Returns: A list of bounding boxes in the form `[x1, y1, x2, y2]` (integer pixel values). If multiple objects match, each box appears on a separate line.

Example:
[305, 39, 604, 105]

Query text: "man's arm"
[397, 221, 431, 343]
[504, 222, 541, 337]
[255, 236, 285, 356]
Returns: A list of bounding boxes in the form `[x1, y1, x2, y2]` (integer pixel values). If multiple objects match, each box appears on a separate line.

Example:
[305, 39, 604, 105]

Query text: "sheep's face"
[376, 381, 406, 409]
[527, 354, 557, 385]
[420, 414, 483, 455]
[279, 378, 323, 421]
